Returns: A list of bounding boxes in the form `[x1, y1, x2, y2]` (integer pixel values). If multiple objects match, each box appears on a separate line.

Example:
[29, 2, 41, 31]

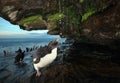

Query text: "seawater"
[0, 37, 66, 56]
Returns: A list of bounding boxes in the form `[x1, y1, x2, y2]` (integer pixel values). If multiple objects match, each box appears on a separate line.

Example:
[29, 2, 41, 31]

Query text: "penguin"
[14, 50, 25, 64]
[33, 38, 59, 76]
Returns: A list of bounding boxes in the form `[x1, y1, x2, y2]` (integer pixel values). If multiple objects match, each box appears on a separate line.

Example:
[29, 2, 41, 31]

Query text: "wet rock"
[64, 38, 75, 44]
[0, 43, 120, 83]
[28, 43, 120, 83]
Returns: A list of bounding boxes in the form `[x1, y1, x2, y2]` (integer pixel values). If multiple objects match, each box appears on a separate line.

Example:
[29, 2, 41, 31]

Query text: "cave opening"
[0, 17, 66, 55]
[0, 17, 49, 38]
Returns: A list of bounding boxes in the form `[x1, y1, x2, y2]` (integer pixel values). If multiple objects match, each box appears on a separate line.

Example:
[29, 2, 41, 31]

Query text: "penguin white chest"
[34, 48, 57, 69]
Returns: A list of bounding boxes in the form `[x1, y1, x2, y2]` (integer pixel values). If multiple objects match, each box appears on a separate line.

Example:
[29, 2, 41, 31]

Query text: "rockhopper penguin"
[33, 38, 59, 76]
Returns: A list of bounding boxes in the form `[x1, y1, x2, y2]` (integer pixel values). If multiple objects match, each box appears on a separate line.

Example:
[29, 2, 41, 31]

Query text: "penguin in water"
[33, 38, 59, 76]
[14, 48, 25, 64]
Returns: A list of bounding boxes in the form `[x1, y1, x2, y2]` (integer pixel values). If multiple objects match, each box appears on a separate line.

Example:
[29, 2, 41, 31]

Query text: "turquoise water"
[0, 37, 66, 56]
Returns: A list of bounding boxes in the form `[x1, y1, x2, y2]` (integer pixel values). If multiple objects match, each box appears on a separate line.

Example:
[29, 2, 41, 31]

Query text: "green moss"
[79, 0, 84, 3]
[82, 9, 96, 22]
[64, 6, 81, 26]
[47, 13, 65, 29]
[48, 13, 65, 21]
[80, 0, 98, 22]
[18, 15, 42, 25]
[115, 31, 120, 39]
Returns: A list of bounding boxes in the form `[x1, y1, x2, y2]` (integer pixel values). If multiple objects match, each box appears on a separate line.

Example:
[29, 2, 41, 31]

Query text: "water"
[0, 37, 120, 83]
[0, 37, 66, 56]
[0, 36, 66, 83]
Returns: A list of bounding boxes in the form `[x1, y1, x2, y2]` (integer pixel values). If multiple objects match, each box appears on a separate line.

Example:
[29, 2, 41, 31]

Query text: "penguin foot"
[36, 70, 41, 77]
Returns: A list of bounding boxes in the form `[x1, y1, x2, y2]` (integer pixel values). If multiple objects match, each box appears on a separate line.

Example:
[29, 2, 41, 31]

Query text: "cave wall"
[0, 0, 120, 44]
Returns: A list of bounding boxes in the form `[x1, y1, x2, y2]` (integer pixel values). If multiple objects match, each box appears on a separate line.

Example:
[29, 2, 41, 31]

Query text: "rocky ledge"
[0, 40, 120, 83]
[29, 42, 120, 83]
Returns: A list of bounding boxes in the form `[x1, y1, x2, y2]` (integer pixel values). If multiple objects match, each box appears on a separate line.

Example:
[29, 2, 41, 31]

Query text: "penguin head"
[32, 38, 59, 64]
[33, 55, 40, 64]
[48, 38, 59, 50]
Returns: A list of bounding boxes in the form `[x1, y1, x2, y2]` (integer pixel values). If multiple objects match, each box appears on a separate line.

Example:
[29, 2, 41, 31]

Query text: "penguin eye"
[33, 57, 40, 64]
[36, 58, 39, 60]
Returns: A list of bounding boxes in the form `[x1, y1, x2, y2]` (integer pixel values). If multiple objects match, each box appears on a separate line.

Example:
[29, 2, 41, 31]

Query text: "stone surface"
[29, 43, 120, 83]
[0, 0, 120, 44]
[80, 0, 120, 44]
[0, 0, 58, 30]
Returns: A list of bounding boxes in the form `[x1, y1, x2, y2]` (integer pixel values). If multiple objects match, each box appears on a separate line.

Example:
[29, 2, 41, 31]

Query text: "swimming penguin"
[33, 38, 59, 76]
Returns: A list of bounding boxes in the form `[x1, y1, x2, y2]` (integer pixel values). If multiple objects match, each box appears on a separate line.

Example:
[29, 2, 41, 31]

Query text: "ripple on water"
[0, 69, 11, 79]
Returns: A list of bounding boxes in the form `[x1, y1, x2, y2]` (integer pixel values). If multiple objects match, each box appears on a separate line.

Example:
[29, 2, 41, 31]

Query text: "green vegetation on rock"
[79, 0, 84, 3]
[8, 0, 114, 40]
[18, 15, 43, 25]
[64, 6, 80, 24]
[115, 32, 120, 39]
[82, 9, 96, 22]
[47, 13, 65, 30]
[18, 15, 46, 30]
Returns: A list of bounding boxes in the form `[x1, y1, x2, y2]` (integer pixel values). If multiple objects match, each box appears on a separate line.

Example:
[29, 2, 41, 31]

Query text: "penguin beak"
[55, 38, 59, 43]
[48, 38, 59, 49]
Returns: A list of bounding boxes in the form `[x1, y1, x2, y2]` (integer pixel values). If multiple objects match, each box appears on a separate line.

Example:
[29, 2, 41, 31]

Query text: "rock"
[0, 0, 120, 45]
[64, 38, 75, 44]
[80, 0, 120, 44]
[29, 42, 120, 83]
[47, 29, 59, 35]
[0, 0, 57, 30]
[23, 42, 120, 83]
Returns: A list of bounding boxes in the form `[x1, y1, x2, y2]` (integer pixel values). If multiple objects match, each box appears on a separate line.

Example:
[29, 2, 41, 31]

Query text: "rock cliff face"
[0, 0, 120, 44]
[0, 0, 58, 30]
[80, 0, 120, 44]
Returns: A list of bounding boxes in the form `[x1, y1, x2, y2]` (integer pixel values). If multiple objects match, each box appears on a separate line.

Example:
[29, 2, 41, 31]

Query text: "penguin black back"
[33, 46, 51, 64]
[33, 38, 59, 64]
[14, 51, 25, 64]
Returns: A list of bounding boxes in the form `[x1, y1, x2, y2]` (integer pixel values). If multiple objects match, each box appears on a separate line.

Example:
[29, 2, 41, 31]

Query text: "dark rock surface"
[0, 0, 57, 30]
[29, 43, 120, 83]
[80, 0, 120, 44]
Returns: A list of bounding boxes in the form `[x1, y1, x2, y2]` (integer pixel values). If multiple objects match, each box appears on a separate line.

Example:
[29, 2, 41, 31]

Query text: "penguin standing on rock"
[33, 38, 59, 76]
